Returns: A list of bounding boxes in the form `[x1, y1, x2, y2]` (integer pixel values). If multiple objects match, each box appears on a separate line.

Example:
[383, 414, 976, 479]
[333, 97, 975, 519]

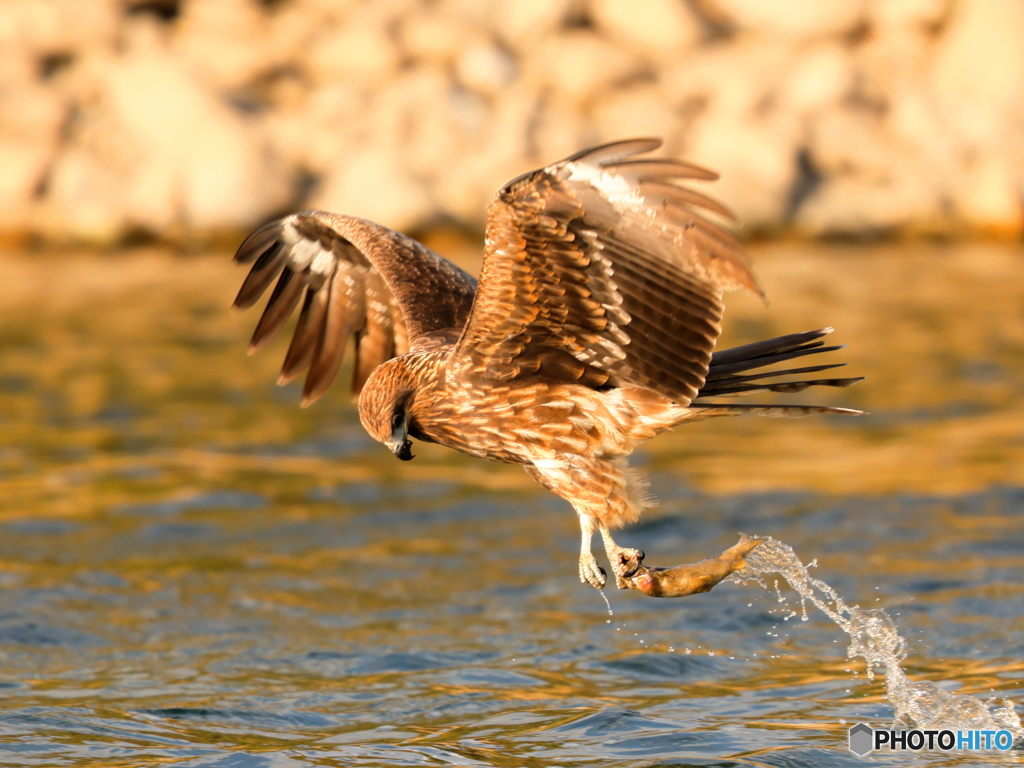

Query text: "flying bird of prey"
[232, 138, 863, 591]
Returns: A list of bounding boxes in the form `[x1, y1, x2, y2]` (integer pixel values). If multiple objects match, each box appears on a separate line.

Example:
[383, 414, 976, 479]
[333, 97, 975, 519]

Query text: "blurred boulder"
[307, 7, 401, 88]
[37, 19, 289, 240]
[491, 0, 574, 53]
[524, 31, 645, 107]
[706, 0, 868, 39]
[589, 0, 702, 63]
[0, 66, 65, 230]
[0, 0, 1022, 242]
[314, 145, 431, 233]
[401, 8, 486, 64]
[456, 43, 517, 96]
[929, 0, 1024, 234]
[0, 0, 119, 58]
[172, 0, 274, 91]
[591, 84, 680, 146]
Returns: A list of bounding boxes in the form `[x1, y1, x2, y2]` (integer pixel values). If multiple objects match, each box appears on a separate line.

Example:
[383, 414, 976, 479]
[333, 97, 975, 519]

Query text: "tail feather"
[686, 404, 866, 421]
[706, 342, 842, 379]
[709, 328, 833, 366]
[701, 362, 845, 387]
[693, 328, 865, 416]
[698, 375, 864, 398]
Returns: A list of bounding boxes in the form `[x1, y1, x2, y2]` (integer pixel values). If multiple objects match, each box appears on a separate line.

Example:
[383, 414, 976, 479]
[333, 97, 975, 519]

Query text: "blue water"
[1, 475, 1022, 766]
[1, 244, 1022, 766]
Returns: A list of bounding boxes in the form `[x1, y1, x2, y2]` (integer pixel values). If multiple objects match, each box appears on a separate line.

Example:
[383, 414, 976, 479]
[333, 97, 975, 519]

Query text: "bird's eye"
[390, 408, 405, 432]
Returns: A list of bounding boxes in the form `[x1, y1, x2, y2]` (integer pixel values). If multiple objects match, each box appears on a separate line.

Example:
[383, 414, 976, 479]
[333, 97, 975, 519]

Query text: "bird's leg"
[577, 513, 607, 589]
[599, 524, 645, 589]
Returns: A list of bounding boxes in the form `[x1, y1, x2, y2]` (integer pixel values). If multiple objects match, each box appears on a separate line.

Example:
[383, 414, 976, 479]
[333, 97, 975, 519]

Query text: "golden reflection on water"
[0, 242, 1022, 765]
[1, 240, 1021, 523]
[682, 241, 1024, 494]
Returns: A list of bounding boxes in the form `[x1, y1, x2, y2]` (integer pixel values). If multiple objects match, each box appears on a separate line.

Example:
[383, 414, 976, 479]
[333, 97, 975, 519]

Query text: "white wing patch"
[564, 161, 648, 216]
[309, 249, 335, 277]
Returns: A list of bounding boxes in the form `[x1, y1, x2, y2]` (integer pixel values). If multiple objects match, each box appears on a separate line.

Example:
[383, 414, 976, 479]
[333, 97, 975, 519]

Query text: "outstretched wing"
[452, 138, 761, 405]
[233, 211, 477, 405]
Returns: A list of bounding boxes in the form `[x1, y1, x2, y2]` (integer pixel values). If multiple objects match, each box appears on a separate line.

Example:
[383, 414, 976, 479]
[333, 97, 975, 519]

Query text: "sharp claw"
[616, 549, 645, 579]
[624, 549, 645, 577]
[579, 558, 608, 590]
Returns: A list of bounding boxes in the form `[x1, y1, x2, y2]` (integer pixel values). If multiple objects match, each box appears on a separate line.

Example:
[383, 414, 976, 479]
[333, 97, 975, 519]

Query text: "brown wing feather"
[233, 210, 477, 405]
[453, 138, 760, 405]
[351, 270, 396, 394]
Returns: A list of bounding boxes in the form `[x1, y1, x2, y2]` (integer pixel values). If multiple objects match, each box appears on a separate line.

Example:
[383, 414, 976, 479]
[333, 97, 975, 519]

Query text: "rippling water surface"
[1, 241, 1022, 766]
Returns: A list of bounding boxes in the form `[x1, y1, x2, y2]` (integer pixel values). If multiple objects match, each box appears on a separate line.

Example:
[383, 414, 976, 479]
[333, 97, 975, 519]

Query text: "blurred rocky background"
[2, 0, 1023, 244]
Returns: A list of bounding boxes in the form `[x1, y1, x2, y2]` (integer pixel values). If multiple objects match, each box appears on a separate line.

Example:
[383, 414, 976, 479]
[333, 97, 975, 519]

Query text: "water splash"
[729, 538, 1023, 735]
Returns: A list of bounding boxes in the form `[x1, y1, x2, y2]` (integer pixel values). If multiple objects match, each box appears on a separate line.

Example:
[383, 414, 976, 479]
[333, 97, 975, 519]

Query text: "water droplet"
[727, 536, 1024, 737]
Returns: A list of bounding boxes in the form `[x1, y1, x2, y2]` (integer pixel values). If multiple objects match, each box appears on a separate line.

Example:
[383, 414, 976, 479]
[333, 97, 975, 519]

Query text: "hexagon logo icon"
[849, 722, 874, 756]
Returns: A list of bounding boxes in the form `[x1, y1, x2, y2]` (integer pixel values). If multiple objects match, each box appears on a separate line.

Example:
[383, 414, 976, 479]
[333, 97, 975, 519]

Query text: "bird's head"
[358, 361, 416, 461]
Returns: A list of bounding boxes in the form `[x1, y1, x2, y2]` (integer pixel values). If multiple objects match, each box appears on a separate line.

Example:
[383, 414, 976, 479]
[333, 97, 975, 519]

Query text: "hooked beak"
[391, 440, 414, 461]
[387, 424, 414, 461]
